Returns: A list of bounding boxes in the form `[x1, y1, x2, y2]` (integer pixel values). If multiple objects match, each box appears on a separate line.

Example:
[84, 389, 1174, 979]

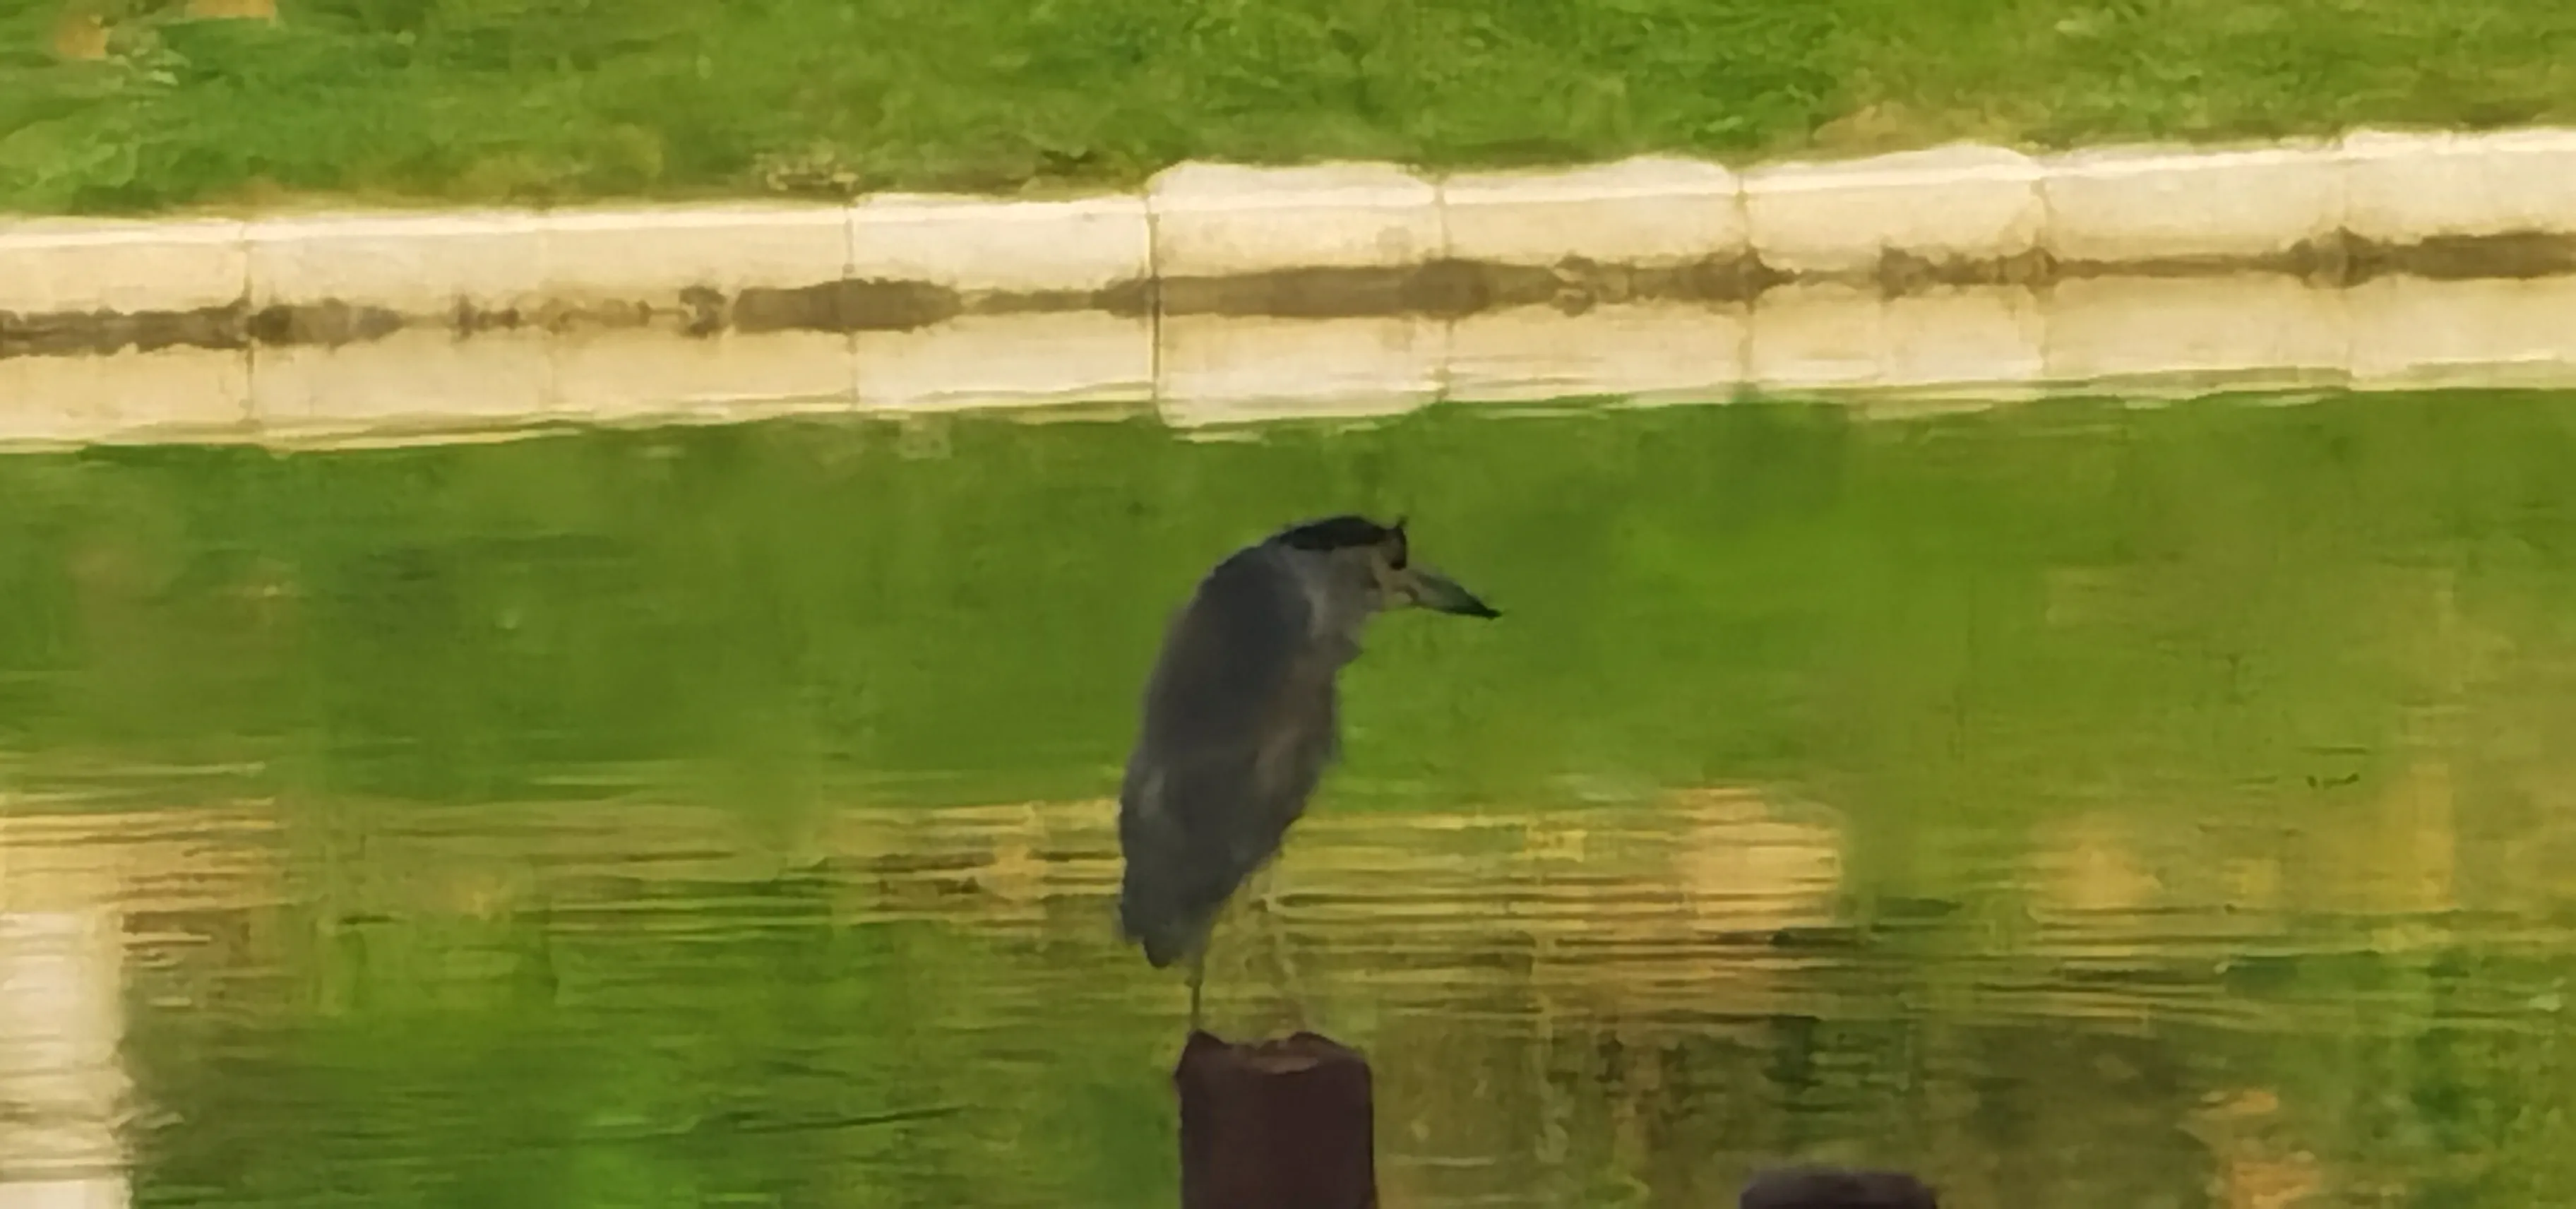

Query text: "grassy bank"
[4, 0, 2573, 215]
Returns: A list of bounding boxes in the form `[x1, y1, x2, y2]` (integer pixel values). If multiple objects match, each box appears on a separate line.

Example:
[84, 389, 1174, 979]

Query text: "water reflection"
[13, 271, 2576, 448]
[0, 819, 132, 1209]
[5, 389, 2576, 1205]
[1, 770, 2572, 1205]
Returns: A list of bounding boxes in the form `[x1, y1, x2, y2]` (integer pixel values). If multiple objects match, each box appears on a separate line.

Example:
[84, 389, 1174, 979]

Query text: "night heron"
[1115, 515, 1501, 1029]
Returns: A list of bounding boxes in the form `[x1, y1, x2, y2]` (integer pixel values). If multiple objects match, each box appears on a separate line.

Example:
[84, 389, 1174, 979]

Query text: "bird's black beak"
[1400, 565, 1501, 619]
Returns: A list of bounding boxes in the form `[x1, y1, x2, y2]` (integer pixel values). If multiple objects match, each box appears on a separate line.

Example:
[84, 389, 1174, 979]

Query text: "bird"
[1114, 514, 1501, 1031]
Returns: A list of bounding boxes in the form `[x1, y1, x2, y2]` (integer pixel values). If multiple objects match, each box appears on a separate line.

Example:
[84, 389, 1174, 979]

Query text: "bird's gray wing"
[1116, 548, 1325, 958]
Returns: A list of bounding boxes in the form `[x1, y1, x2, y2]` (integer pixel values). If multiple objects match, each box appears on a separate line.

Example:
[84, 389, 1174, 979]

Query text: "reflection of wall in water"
[1517, 791, 1849, 1023]
[1363, 790, 1853, 1207]
[806, 788, 1851, 1019]
[0, 805, 287, 1209]
[2025, 560, 2522, 937]
[1376, 987, 2232, 1209]
[2188, 1088, 2326, 1209]
[2027, 755, 2464, 954]
[0, 854, 130, 1209]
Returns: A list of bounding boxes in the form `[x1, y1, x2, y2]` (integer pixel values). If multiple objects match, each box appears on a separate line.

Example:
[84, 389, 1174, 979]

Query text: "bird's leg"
[1249, 868, 1311, 1030]
[1186, 943, 1208, 1035]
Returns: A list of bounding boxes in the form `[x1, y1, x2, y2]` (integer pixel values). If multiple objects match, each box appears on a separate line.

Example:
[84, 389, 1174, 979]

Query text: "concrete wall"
[5, 129, 2576, 446]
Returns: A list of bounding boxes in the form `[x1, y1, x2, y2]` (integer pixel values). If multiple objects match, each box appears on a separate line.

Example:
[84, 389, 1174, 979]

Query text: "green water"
[5, 391, 2576, 1208]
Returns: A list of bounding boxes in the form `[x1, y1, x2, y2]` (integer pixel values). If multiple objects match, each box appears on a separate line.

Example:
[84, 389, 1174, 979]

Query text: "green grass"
[4, 0, 2575, 214]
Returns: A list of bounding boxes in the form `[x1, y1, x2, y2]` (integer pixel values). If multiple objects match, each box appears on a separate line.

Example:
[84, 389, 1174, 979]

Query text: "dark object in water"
[1176, 1029, 1377, 1209]
[1741, 1165, 1940, 1209]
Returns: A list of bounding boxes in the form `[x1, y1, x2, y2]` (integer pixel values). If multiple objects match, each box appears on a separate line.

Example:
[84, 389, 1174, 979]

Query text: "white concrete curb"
[1748, 145, 2039, 275]
[4, 127, 2576, 446]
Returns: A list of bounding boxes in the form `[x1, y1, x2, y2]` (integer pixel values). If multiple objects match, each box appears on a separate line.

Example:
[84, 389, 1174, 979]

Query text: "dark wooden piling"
[1740, 1165, 1939, 1209]
[1175, 1030, 1377, 1209]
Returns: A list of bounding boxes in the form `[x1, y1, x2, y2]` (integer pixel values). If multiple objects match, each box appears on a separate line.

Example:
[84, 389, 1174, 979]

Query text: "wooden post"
[1740, 1165, 1938, 1209]
[1175, 1030, 1377, 1209]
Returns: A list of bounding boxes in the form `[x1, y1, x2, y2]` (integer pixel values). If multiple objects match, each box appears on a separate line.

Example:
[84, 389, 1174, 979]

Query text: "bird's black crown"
[1270, 514, 1408, 565]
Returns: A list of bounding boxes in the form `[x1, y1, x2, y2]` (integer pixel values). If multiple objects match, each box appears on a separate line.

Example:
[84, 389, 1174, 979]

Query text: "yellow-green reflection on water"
[6, 388, 2576, 1208]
